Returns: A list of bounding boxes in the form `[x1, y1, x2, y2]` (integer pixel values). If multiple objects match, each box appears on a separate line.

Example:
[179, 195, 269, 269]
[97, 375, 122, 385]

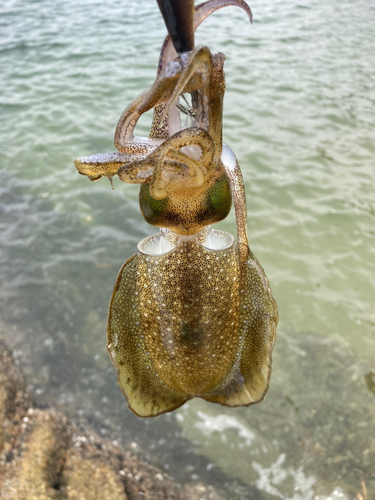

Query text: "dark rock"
[0, 341, 222, 500]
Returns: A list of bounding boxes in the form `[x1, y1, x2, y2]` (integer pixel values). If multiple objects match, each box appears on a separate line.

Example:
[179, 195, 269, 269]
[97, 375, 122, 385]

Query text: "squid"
[74, 0, 278, 417]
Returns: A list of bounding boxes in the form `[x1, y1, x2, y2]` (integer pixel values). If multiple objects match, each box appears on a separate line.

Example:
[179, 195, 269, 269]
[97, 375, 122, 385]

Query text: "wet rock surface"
[1, 318, 374, 499]
[0, 342, 222, 500]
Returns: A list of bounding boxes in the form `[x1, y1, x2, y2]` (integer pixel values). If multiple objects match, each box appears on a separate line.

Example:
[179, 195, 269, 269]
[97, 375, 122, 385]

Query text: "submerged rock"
[0, 342, 221, 500]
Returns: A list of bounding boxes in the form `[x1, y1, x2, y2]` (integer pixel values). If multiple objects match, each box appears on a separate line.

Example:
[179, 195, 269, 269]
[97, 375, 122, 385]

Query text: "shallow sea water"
[1, 0, 374, 498]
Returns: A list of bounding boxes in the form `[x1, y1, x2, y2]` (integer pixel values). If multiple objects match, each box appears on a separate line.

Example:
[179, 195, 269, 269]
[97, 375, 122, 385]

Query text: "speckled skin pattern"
[74, 0, 278, 417]
[108, 236, 277, 417]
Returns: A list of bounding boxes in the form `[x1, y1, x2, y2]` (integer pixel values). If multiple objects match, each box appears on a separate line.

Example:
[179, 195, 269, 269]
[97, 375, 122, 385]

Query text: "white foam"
[195, 411, 256, 446]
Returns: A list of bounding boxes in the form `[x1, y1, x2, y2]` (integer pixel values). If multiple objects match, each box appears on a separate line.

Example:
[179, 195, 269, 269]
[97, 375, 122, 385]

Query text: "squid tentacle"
[157, 0, 252, 75]
[118, 127, 215, 198]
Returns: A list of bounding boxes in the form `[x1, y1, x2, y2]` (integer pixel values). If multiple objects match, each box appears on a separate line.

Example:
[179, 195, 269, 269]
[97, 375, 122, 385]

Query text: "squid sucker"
[74, 0, 278, 417]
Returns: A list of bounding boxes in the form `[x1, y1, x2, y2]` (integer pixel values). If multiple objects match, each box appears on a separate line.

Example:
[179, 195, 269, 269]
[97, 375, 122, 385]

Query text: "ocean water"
[1, 0, 374, 498]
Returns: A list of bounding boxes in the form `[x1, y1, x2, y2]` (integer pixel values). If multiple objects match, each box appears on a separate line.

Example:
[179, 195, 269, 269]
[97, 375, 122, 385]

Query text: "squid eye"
[156, 0, 195, 53]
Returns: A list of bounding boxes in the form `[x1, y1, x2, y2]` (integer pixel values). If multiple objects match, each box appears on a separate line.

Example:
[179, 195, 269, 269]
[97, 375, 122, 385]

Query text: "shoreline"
[0, 340, 222, 500]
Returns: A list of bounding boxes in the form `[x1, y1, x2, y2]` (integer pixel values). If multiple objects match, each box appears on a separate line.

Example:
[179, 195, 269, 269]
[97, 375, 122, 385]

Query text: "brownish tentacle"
[150, 149, 205, 200]
[195, 0, 252, 26]
[150, 128, 214, 199]
[115, 74, 181, 148]
[74, 145, 157, 181]
[115, 60, 205, 148]
[149, 104, 170, 140]
[118, 128, 215, 199]
[221, 145, 249, 247]
[152, 0, 252, 141]
[114, 88, 150, 151]
[207, 52, 226, 161]
[159, 46, 212, 125]
[157, 0, 252, 75]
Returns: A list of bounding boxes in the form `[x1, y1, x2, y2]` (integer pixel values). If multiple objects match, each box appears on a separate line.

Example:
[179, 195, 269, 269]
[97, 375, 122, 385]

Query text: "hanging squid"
[74, 0, 278, 417]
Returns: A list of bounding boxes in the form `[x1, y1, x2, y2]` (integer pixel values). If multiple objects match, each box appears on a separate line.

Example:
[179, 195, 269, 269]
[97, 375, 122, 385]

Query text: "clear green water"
[1, 0, 374, 498]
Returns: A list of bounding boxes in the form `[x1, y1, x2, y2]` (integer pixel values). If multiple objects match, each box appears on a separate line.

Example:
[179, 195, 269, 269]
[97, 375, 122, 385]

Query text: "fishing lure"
[74, 0, 278, 417]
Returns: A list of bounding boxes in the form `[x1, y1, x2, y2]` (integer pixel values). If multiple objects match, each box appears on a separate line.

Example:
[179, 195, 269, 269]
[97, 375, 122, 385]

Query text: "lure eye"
[156, 0, 195, 53]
